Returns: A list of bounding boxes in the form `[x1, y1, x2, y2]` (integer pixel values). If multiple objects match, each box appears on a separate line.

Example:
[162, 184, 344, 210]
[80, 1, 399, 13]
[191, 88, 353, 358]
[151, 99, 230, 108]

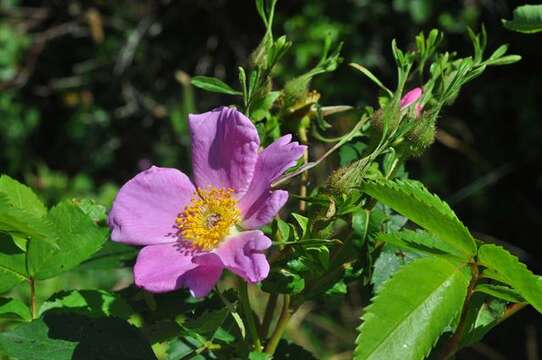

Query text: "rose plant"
[0, 1, 540, 359]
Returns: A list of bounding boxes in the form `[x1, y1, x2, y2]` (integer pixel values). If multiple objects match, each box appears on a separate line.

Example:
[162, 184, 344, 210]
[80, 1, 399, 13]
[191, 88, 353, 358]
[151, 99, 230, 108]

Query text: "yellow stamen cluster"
[176, 187, 241, 250]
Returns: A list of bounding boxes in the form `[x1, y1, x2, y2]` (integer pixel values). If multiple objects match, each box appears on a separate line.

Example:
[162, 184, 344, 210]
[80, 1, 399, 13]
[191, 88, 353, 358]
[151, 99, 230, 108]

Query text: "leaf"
[349, 63, 393, 96]
[185, 307, 229, 336]
[0, 175, 47, 218]
[459, 294, 507, 348]
[292, 213, 309, 239]
[0, 313, 156, 360]
[0, 297, 32, 321]
[355, 256, 471, 360]
[262, 269, 305, 294]
[0, 233, 28, 293]
[474, 284, 525, 304]
[376, 229, 460, 257]
[78, 240, 137, 270]
[166, 335, 204, 360]
[39, 290, 134, 320]
[27, 201, 108, 279]
[251, 91, 280, 121]
[371, 243, 421, 291]
[502, 5, 542, 33]
[191, 76, 242, 95]
[74, 198, 107, 223]
[362, 179, 477, 258]
[0, 194, 58, 248]
[478, 244, 542, 313]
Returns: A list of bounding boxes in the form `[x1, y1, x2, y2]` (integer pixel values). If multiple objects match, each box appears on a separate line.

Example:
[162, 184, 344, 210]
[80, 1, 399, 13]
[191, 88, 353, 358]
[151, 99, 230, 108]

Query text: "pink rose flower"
[108, 107, 306, 297]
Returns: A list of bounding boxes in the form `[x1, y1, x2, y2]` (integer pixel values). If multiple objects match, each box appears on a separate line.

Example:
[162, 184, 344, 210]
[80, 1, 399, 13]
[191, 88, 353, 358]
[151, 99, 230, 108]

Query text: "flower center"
[176, 187, 241, 250]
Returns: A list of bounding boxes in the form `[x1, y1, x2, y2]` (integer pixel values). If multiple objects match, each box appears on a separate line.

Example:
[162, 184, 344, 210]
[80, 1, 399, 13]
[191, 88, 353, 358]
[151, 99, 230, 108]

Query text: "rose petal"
[134, 242, 199, 293]
[400, 87, 423, 109]
[242, 190, 288, 229]
[189, 107, 260, 194]
[214, 230, 272, 283]
[185, 253, 224, 297]
[238, 134, 306, 227]
[108, 166, 195, 246]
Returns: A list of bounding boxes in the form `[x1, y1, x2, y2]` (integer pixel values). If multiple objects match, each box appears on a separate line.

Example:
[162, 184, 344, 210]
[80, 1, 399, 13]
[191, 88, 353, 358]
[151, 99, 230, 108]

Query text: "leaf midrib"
[363, 261, 467, 358]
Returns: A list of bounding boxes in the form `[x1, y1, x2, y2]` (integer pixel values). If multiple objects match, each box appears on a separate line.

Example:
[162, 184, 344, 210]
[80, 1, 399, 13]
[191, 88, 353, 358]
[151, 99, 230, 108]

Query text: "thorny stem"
[29, 277, 37, 319]
[260, 293, 278, 339]
[265, 294, 291, 355]
[439, 263, 479, 360]
[239, 281, 262, 352]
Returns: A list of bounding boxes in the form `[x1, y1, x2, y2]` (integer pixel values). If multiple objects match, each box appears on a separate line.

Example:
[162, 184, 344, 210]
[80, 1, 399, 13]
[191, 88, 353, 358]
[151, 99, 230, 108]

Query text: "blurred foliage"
[0, 0, 541, 358]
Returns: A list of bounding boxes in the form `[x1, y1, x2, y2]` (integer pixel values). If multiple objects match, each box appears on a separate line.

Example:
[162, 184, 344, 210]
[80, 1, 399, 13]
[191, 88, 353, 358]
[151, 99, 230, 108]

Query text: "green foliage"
[0, 297, 31, 321]
[478, 244, 542, 313]
[474, 284, 525, 304]
[38, 290, 134, 320]
[459, 295, 507, 348]
[376, 229, 460, 257]
[355, 257, 470, 360]
[27, 201, 108, 279]
[370, 243, 421, 291]
[0, 313, 156, 360]
[362, 179, 477, 258]
[191, 75, 242, 96]
[503, 5, 542, 33]
[0, 175, 47, 218]
[0, 233, 27, 293]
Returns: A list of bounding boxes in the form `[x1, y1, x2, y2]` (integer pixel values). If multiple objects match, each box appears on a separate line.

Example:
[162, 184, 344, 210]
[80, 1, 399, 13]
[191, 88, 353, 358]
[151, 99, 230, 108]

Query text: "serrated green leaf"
[0, 297, 32, 321]
[376, 229, 459, 257]
[502, 5, 542, 33]
[478, 244, 542, 313]
[362, 179, 477, 258]
[0, 194, 58, 248]
[0, 175, 47, 217]
[371, 243, 421, 291]
[0, 233, 28, 293]
[74, 198, 107, 223]
[39, 290, 134, 320]
[27, 201, 108, 279]
[474, 284, 525, 304]
[355, 256, 471, 360]
[0, 313, 156, 360]
[191, 76, 242, 95]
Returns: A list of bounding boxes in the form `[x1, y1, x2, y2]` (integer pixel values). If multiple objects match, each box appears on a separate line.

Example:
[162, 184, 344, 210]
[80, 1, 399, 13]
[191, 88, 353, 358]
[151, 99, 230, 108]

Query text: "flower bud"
[327, 157, 371, 195]
[400, 114, 436, 157]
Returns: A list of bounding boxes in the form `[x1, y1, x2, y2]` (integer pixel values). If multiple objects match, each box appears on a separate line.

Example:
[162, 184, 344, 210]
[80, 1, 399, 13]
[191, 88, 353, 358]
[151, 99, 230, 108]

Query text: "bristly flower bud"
[327, 157, 371, 195]
[399, 112, 436, 157]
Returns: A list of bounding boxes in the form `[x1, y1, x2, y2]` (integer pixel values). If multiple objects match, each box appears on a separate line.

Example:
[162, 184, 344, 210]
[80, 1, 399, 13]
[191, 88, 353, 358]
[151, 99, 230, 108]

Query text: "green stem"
[29, 277, 37, 319]
[239, 281, 262, 352]
[265, 294, 291, 355]
[260, 293, 278, 339]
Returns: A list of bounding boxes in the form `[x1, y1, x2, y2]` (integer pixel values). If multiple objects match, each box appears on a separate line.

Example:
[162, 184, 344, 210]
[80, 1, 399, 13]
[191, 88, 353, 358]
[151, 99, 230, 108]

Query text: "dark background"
[0, 0, 541, 358]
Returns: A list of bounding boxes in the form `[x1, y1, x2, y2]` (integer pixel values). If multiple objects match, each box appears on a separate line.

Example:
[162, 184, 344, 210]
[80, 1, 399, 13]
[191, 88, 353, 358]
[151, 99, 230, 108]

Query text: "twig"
[260, 293, 278, 339]
[29, 277, 37, 319]
[264, 294, 291, 354]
